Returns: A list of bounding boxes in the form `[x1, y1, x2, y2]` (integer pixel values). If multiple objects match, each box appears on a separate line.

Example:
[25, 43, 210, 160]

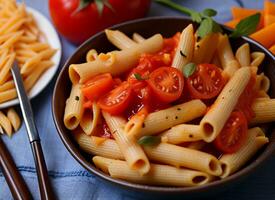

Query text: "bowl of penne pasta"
[52, 17, 275, 197]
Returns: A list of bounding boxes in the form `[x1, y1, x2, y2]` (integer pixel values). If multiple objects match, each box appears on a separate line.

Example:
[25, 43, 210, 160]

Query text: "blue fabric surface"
[0, 0, 275, 199]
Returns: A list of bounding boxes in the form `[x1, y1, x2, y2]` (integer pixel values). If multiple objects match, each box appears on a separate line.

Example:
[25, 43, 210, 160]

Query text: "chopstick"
[0, 129, 32, 200]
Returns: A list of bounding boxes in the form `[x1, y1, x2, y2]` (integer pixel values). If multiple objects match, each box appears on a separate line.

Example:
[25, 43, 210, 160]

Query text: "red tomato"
[161, 32, 180, 56]
[147, 67, 184, 103]
[49, 0, 151, 44]
[214, 111, 248, 154]
[82, 73, 114, 101]
[98, 82, 132, 115]
[187, 64, 224, 100]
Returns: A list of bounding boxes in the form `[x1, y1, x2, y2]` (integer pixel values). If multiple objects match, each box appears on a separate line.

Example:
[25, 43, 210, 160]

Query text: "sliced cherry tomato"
[147, 67, 184, 103]
[214, 111, 248, 154]
[82, 73, 113, 101]
[161, 32, 180, 56]
[98, 82, 132, 115]
[187, 64, 224, 100]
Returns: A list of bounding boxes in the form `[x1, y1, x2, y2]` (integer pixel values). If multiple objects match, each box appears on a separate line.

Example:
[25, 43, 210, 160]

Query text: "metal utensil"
[11, 61, 55, 200]
[0, 127, 32, 199]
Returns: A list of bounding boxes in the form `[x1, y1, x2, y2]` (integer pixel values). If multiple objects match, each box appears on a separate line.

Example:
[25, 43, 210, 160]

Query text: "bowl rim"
[52, 16, 275, 194]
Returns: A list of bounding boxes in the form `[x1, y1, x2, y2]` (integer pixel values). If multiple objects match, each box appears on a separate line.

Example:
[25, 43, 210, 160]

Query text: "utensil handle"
[0, 137, 32, 200]
[30, 141, 55, 200]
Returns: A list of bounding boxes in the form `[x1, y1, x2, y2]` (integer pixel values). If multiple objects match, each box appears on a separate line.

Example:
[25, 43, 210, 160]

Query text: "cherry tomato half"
[187, 64, 224, 99]
[147, 67, 184, 103]
[98, 82, 132, 115]
[82, 73, 113, 101]
[214, 111, 248, 154]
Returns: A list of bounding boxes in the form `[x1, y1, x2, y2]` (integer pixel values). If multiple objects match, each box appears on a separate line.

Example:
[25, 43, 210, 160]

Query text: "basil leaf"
[138, 136, 161, 146]
[190, 12, 202, 23]
[102, 0, 115, 13]
[230, 13, 261, 38]
[95, 0, 104, 16]
[202, 8, 217, 17]
[134, 73, 147, 81]
[197, 18, 213, 38]
[183, 63, 196, 78]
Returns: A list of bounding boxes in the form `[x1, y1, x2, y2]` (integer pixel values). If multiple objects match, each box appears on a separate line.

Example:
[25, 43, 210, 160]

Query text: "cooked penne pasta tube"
[0, 111, 12, 136]
[257, 90, 270, 98]
[86, 49, 98, 62]
[80, 102, 100, 135]
[255, 73, 270, 92]
[105, 29, 136, 50]
[235, 43, 250, 67]
[220, 127, 269, 178]
[217, 34, 240, 77]
[193, 33, 219, 64]
[161, 124, 203, 144]
[93, 156, 211, 187]
[172, 24, 194, 70]
[138, 100, 207, 137]
[251, 98, 275, 124]
[250, 52, 265, 67]
[103, 111, 150, 175]
[64, 84, 84, 130]
[187, 141, 206, 150]
[7, 108, 21, 132]
[69, 34, 163, 84]
[144, 143, 222, 176]
[132, 33, 145, 43]
[200, 67, 251, 142]
[73, 130, 123, 160]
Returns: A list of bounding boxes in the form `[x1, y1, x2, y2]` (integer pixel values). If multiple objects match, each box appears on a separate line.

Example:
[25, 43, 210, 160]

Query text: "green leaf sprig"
[134, 73, 148, 81]
[138, 136, 161, 146]
[155, 0, 260, 38]
[75, 0, 114, 16]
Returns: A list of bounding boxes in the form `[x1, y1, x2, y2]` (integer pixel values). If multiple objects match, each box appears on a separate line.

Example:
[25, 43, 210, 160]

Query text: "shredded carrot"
[224, 19, 240, 29]
[269, 44, 275, 54]
[231, 7, 264, 29]
[250, 23, 275, 48]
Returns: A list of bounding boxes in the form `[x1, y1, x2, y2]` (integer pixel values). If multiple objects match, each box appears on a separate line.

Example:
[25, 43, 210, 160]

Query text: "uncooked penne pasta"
[251, 98, 275, 124]
[105, 29, 136, 50]
[172, 24, 194, 70]
[217, 34, 240, 78]
[200, 67, 251, 142]
[220, 127, 268, 178]
[93, 156, 211, 187]
[69, 34, 163, 84]
[6, 108, 21, 131]
[103, 111, 150, 175]
[64, 84, 84, 130]
[0, 111, 12, 137]
[138, 100, 207, 137]
[0, 53, 15, 85]
[132, 33, 145, 43]
[161, 124, 203, 144]
[193, 33, 219, 64]
[235, 43, 250, 67]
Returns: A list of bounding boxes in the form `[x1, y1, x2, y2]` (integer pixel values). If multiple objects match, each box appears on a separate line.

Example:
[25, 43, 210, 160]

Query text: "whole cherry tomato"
[49, 0, 151, 44]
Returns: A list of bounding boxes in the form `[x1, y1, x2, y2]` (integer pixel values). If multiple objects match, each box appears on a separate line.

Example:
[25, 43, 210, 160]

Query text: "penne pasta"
[200, 67, 251, 142]
[80, 102, 100, 135]
[250, 52, 265, 67]
[255, 73, 270, 92]
[86, 49, 98, 62]
[235, 43, 250, 67]
[0, 111, 12, 137]
[172, 24, 194, 70]
[251, 98, 275, 124]
[6, 108, 21, 131]
[105, 29, 136, 50]
[132, 33, 145, 43]
[93, 156, 212, 187]
[220, 127, 268, 178]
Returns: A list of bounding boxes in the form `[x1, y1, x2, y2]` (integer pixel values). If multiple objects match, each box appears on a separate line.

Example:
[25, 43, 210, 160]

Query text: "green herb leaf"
[190, 12, 202, 23]
[102, 0, 115, 13]
[202, 8, 217, 17]
[95, 0, 104, 16]
[134, 73, 148, 81]
[197, 18, 222, 38]
[138, 136, 161, 146]
[183, 63, 196, 78]
[230, 13, 261, 38]
[75, 0, 93, 13]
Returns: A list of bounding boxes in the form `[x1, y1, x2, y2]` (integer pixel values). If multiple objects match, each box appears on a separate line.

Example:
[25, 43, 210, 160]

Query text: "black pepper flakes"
[180, 50, 187, 57]
[142, 123, 145, 128]
[165, 116, 169, 119]
[177, 108, 181, 111]
[175, 116, 178, 119]
[75, 96, 79, 101]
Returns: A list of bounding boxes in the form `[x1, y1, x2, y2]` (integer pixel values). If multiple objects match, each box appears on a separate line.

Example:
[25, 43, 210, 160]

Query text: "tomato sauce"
[93, 121, 113, 139]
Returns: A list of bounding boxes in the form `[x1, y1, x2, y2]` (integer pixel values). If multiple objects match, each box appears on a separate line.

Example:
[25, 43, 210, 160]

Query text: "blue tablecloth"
[0, 0, 275, 199]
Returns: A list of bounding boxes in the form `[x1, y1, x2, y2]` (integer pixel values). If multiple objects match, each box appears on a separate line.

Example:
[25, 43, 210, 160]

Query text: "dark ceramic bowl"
[52, 17, 275, 198]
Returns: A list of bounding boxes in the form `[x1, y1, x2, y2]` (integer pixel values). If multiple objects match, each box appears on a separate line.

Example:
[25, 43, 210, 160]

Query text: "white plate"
[0, 6, 62, 109]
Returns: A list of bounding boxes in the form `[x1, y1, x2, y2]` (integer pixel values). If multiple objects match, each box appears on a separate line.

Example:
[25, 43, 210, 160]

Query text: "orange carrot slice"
[250, 23, 275, 48]
[225, 19, 240, 29]
[264, 1, 275, 26]
[269, 44, 275, 54]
